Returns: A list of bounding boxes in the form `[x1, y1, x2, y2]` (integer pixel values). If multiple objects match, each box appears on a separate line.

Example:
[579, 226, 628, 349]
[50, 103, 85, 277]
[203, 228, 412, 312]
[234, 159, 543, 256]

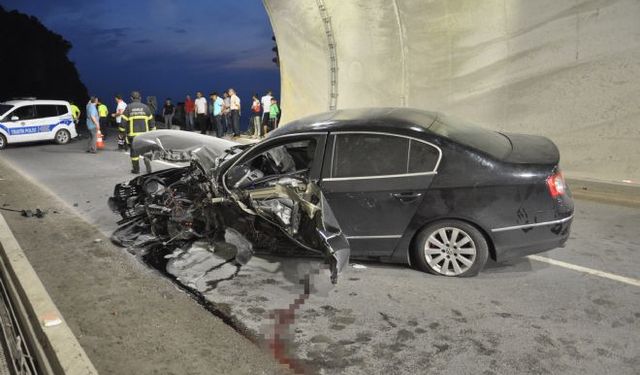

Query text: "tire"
[0, 134, 6, 150]
[54, 129, 71, 145]
[412, 220, 488, 277]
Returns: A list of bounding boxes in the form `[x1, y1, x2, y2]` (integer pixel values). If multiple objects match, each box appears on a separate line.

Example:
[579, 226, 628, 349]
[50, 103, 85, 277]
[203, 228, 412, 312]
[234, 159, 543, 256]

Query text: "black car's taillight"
[546, 171, 566, 198]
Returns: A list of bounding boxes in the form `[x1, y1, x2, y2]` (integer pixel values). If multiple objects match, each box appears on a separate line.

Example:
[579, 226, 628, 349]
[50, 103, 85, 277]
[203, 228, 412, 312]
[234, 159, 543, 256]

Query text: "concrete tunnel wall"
[262, 0, 640, 183]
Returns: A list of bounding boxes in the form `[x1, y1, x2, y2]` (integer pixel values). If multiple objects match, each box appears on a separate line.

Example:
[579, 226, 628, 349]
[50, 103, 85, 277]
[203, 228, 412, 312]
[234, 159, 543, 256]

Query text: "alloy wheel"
[56, 130, 69, 144]
[424, 227, 477, 276]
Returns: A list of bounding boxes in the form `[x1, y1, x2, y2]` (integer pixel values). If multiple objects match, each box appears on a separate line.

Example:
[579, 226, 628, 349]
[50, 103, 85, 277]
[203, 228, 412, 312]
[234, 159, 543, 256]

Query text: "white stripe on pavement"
[527, 255, 640, 287]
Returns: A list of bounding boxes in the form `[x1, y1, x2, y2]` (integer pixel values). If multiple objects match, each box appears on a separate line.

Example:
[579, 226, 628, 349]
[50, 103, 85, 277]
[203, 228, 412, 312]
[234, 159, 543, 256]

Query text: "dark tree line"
[0, 5, 88, 105]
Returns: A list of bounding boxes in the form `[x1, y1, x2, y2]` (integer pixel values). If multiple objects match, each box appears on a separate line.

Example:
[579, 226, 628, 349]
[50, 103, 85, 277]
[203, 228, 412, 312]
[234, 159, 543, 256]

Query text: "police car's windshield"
[0, 104, 13, 118]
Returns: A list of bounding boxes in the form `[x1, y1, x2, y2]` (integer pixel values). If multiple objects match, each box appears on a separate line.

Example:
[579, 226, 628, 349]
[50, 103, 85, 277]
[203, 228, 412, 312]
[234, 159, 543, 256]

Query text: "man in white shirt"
[194, 91, 208, 135]
[260, 90, 272, 129]
[112, 94, 128, 151]
[229, 88, 241, 137]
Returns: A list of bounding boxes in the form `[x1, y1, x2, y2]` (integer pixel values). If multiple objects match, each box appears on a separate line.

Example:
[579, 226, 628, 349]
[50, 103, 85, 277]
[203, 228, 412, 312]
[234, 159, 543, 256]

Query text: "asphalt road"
[2, 136, 639, 374]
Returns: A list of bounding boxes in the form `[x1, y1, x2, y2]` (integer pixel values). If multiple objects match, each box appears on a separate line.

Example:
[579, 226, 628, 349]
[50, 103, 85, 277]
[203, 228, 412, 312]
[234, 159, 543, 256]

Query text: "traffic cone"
[96, 131, 105, 150]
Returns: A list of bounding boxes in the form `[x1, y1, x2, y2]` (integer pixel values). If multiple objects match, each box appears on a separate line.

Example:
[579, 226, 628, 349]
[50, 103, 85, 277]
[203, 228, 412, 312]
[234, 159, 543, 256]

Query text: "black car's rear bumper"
[491, 215, 573, 261]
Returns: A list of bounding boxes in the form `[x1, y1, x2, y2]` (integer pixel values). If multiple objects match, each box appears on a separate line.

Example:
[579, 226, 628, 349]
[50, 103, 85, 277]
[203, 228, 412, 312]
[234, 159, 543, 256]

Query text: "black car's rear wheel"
[413, 220, 488, 277]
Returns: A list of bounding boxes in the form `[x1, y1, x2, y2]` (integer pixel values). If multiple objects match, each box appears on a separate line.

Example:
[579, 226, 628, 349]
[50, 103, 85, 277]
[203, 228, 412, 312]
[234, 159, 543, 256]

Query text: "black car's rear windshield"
[429, 114, 512, 159]
[0, 104, 13, 118]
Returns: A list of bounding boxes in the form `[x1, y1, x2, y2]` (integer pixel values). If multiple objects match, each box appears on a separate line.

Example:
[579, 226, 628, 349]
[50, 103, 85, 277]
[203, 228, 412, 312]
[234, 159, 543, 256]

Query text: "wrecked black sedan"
[109, 108, 573, 279]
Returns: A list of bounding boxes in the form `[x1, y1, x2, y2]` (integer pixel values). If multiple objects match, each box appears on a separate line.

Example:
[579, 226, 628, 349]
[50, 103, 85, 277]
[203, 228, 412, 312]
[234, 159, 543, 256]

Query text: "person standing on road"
[70, 102, 81, 126]
[268, 97, 280, 134]
[222, 91, 231, 134]
[194, 91, 208, 135]
[184, 95, 195, 131]
[85, 97, 100, 154]
[162, 98, 175, 129]
[113, 95, 127, 151]
[97, 99, 109, 138]
[229, 88, 241, 137]
[260, 90, 272, 130]
[121, 91, 156, 174]
[251, 93, 261, 138]
[210, 92, 224, 138]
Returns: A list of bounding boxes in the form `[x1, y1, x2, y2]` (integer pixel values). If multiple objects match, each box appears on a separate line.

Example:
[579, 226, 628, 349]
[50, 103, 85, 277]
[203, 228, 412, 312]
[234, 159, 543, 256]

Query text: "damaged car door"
[320, 132, 439, 256]
[222, 133, 350, 282]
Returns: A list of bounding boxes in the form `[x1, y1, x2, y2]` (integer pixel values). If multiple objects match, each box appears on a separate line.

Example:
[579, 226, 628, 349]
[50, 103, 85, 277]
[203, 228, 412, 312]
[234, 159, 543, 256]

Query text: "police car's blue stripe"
[0, 118, 73, 136]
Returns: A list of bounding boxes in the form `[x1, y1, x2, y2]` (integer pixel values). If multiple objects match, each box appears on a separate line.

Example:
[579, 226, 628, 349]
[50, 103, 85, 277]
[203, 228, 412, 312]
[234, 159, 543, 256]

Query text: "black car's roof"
[268, 107, 439, 138]
[268, 107, 517, 161]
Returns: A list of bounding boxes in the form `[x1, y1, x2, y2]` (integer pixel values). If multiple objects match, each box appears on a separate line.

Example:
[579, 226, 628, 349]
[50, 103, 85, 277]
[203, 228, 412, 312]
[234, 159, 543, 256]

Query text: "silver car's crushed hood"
[131, 130, 241, 164]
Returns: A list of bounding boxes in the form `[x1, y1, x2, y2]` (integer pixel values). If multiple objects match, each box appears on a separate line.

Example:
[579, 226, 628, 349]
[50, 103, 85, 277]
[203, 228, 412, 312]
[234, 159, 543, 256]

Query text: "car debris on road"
[0, 206, 48, 218]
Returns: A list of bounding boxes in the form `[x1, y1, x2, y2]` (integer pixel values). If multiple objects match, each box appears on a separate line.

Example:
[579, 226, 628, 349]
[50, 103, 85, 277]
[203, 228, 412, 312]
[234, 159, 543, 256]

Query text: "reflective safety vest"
[120, 101, 156, 136]
[70, 104, 80, 120]
[98, 104, 108, 117]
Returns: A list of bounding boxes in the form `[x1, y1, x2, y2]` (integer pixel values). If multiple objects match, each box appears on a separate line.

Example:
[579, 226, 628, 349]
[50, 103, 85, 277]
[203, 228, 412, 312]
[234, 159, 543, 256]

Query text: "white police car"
[0, 98, 78, 150]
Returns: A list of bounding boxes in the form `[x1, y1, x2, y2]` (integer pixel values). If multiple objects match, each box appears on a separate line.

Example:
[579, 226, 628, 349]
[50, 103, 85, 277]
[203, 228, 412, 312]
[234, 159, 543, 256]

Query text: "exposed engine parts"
[109, 134, 349, 283]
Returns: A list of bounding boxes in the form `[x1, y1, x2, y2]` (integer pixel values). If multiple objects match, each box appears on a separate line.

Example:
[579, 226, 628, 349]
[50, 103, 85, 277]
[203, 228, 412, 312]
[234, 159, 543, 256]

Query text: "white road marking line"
[527, 255, 640, 287]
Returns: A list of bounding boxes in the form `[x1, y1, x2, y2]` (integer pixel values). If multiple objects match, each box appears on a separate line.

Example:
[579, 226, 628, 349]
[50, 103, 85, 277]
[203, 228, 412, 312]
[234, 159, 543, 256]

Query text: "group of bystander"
[163, 89, 280, 139]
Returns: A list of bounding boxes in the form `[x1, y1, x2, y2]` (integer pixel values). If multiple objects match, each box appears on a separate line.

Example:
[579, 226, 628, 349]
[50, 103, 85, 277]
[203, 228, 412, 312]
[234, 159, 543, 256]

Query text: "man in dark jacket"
[120, 91, 156, 174]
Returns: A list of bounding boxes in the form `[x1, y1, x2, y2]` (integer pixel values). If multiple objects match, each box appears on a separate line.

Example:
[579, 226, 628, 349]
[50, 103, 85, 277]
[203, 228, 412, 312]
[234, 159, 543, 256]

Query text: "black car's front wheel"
[413, 220, 488, 277]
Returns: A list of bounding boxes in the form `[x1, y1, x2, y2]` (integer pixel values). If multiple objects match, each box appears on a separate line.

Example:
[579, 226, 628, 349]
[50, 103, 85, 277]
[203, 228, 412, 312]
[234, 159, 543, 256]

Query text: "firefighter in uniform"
[120, 91, 156, 174]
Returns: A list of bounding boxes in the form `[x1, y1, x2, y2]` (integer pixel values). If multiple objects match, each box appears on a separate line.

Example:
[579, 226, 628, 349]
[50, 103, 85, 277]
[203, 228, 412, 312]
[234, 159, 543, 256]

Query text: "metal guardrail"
[0, 213, 98, 375]
[0, 230, 53, 375]
[0, 261, 40, 374]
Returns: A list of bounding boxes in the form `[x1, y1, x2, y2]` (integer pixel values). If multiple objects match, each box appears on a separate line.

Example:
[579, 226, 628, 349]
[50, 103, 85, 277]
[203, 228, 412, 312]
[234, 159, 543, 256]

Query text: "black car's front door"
[320, 132, 441, 256]
[221, 133, 352, 282]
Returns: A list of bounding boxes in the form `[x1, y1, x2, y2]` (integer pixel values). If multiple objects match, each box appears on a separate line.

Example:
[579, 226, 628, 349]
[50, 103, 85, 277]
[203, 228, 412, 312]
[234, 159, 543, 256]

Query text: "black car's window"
[35, 105, 59, 118]
[56, 105, 69, 115]
[248, 139, 317, 177]
[408, 140, 440, 173]
[8, 105, 36, 121]
[332, 134, 409, 178]
[226, 139, 317, 190]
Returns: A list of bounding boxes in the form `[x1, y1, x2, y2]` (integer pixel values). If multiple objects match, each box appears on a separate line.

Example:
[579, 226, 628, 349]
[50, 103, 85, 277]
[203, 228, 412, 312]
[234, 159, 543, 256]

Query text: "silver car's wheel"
[0, 134, 6, 150]
[55, 129, 70, 144]
[424, 227, 476, 276]
[412, 220, 489, 277]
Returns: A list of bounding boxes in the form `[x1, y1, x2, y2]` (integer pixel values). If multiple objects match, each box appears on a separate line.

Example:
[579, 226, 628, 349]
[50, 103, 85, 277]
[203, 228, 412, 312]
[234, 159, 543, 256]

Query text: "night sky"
[1, 0, 280, 118]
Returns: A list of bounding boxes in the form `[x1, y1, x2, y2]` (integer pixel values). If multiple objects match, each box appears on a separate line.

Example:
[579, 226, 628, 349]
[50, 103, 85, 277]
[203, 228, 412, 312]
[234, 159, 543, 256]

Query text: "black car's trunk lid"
[502, 133, 560, 165]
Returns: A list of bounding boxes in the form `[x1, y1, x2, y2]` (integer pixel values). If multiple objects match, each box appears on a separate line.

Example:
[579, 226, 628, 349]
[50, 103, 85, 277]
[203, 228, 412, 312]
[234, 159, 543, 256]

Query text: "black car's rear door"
[320, 132, 442, 256]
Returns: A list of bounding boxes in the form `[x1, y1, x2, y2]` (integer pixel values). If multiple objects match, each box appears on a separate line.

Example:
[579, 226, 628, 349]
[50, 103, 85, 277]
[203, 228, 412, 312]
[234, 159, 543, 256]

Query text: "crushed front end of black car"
[108, 131, 349, 283]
